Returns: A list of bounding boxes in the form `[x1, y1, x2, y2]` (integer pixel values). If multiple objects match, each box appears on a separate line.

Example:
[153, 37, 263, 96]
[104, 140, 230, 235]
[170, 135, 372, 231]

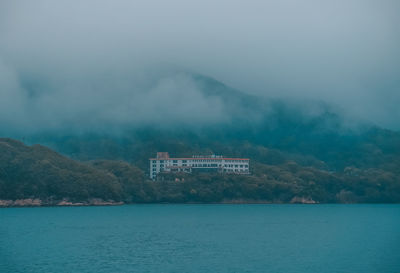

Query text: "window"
[182, 160, 187, 163]
[173, 160, 178, 163]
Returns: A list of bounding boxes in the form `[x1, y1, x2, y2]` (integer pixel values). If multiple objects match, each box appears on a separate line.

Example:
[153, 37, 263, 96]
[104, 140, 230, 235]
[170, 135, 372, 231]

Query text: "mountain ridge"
[1, 74, 399, 205]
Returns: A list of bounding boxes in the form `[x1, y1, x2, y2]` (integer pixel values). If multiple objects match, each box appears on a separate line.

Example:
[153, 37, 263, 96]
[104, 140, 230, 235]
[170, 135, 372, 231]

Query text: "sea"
[1, 204, 399, 273]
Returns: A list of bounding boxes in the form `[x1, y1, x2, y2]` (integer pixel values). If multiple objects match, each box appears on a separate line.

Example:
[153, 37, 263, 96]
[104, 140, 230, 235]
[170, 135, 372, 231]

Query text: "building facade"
[149, 152, 250, 180]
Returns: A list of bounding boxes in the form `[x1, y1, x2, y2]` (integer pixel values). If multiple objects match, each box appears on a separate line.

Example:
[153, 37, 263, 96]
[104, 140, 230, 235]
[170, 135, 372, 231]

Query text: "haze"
[0, 0, 399, 132]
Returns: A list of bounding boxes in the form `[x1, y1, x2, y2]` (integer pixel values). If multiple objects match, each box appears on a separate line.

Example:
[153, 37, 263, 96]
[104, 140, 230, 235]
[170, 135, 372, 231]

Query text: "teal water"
[1, 204, 399, 273]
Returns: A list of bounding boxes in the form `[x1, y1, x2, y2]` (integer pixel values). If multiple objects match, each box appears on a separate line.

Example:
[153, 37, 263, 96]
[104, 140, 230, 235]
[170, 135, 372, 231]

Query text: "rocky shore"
[0, 197, 321, 207]
[290, 196, 318, 204]
[0, 198, 124, 208]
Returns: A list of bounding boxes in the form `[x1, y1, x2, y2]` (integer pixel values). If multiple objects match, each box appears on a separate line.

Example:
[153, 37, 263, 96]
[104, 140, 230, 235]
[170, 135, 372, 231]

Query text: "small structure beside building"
[149, 152, 250, 180]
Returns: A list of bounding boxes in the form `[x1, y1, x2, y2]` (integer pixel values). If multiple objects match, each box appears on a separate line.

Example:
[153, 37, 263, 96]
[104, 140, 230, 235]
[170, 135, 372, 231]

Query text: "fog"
[0, 0, 399, 133]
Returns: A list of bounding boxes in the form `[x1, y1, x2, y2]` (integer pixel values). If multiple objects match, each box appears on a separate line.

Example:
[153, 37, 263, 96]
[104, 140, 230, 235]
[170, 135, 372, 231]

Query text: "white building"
[149, 152, 250, 180]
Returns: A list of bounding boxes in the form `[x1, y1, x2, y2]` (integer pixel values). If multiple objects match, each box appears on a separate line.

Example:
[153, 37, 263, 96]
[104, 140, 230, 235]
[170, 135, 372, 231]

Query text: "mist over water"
[0, 0, 399, 132]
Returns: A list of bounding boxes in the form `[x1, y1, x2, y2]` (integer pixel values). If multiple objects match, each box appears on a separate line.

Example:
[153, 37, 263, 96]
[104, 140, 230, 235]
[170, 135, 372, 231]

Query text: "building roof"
[164, 166, 194, 168]
[149, 157, 249, 161]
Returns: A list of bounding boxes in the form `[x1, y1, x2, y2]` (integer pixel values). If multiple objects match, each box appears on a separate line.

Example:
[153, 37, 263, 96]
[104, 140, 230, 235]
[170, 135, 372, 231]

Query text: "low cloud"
[0, 0, 399, 133]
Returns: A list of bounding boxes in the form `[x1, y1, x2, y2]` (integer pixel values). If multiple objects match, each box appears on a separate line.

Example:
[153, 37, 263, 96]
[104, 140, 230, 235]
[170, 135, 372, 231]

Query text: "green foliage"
[1, 136, 400, 204]
[0, 139, 122, 202]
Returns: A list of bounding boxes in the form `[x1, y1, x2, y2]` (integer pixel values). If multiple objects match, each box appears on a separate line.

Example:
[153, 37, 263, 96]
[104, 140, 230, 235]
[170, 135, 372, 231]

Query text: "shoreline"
[3, 197, 397, 208]
[1, 202, 398, 208]
[0, 195, 320, 208]
[0, 198, 124, 208]
[6, 199, 394, 208]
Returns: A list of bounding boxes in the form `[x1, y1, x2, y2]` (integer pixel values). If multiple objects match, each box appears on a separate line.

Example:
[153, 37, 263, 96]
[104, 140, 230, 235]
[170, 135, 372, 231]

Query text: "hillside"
[1, 136, 400, 206]
[2, 74, 400, 205]
[0, 138, 124, 205]
[24, 73, 400, 173]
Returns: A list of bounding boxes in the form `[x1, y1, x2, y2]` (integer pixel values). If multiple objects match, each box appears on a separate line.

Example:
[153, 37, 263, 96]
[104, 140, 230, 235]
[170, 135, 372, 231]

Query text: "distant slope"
[24, 73, 400, 173]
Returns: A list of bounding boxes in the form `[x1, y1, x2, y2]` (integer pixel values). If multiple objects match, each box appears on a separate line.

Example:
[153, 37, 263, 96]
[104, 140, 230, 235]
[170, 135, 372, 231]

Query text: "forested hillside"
[1, 136, 400, 206]
[0, 138, 123, 203]
[25, 74, 400, 174]
[2, 75, 400, 205]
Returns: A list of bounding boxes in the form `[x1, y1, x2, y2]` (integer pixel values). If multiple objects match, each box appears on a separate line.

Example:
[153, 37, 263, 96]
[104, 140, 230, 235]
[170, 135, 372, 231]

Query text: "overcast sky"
[0, 0, 399, 132]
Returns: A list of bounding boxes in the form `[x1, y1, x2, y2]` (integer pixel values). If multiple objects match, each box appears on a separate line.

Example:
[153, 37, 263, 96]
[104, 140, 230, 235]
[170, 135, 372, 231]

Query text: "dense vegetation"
[0, 139, 122, 202]
[1, 136, 399, 204]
